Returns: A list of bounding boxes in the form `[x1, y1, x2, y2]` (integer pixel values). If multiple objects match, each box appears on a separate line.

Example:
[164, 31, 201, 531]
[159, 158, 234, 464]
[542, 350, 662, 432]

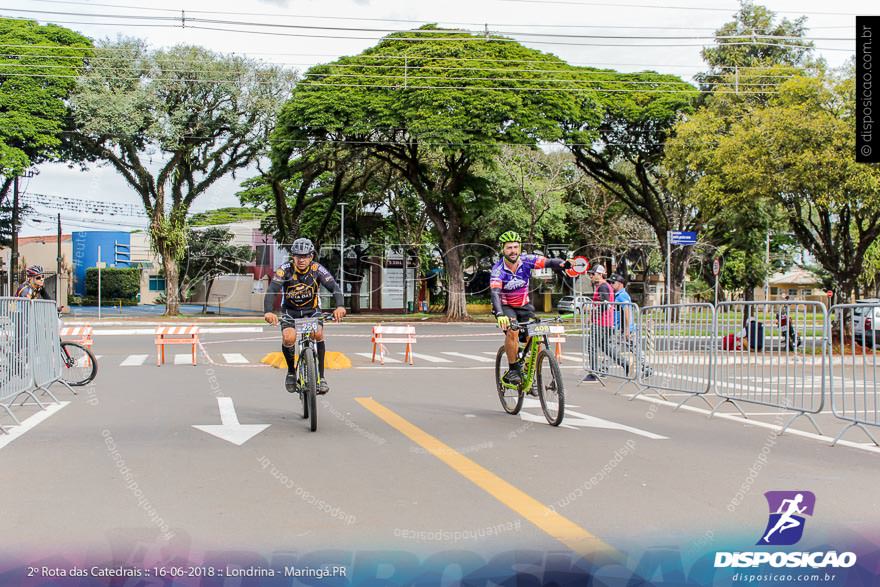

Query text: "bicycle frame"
[292, 317, 323, 387]
[500, 328, 549, 391]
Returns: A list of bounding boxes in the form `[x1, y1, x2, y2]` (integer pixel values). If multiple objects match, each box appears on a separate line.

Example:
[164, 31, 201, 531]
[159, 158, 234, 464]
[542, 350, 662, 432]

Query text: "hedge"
[85, 267, 142, 300]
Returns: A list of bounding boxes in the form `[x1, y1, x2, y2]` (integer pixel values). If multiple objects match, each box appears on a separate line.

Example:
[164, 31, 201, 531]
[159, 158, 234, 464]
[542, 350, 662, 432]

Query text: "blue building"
[71, 231, 132, 295]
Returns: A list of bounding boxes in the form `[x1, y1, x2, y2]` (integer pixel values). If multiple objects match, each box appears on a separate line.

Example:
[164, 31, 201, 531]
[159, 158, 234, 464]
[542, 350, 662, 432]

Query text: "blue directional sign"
[670, 231, 698, 246]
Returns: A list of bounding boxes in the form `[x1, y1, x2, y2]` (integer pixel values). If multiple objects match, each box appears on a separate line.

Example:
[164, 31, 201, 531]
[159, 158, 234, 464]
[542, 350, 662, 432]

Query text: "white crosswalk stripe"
[407, 352, 452, 363]
[354, 352, 401, 363]
[120, 354, 148, 367]
[222, 353, 250, 364]
[174, 353, 195, 365]
[441, 352, 494, 363]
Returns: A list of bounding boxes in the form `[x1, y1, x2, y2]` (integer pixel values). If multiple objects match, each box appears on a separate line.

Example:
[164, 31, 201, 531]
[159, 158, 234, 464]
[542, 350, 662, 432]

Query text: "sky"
[5, 0, 867, 236]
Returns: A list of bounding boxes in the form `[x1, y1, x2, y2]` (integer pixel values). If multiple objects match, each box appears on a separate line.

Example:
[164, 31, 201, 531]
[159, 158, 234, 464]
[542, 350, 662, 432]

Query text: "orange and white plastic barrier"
[155, 325, 200, 366]
[548, 324, 566, 360]
[59, 325, 94, 349]
[371, 324, 416, 365]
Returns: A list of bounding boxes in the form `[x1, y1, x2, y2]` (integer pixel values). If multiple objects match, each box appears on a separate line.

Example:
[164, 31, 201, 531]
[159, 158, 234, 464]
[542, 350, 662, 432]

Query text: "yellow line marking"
[356, 397, 616, 557]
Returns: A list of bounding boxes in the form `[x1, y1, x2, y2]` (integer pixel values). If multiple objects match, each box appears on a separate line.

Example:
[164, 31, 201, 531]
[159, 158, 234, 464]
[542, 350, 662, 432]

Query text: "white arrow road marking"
[192, 397, 269, 446]
[519, 399, 666, 439]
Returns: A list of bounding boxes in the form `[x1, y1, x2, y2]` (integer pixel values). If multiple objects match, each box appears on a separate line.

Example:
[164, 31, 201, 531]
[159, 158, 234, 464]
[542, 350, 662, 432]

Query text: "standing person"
[263, 238, 346, 394]
[608, 273, 651, 377]
[490, 230, 571, 386]
[582, 264, 629, 382]
[777, 294, 800, 351]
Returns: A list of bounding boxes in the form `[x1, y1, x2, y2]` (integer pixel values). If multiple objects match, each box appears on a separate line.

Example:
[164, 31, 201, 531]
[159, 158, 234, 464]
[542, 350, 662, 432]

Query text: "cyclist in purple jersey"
[490, 231, 571, 386]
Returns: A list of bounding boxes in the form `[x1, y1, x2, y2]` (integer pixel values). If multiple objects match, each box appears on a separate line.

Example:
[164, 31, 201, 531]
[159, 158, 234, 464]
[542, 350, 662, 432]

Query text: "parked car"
[557, 295, 589, 315]
[852, 299, 880, 347]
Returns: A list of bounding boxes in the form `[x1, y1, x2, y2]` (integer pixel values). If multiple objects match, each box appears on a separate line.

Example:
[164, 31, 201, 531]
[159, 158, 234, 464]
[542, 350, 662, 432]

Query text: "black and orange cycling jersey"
[264, 261, 343, 313]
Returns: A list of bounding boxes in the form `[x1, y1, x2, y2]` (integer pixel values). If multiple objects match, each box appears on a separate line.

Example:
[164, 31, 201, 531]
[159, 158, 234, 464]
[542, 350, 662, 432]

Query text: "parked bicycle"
[494, 316, 566, 426]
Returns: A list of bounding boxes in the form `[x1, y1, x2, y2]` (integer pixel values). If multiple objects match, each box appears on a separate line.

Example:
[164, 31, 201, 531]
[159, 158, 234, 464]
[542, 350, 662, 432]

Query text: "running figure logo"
[758, 491, 816, 546]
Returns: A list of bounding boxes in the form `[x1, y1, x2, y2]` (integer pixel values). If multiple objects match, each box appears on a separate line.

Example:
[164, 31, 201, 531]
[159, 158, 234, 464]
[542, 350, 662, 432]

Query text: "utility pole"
[764, 231, 771, 300]
[56, 213, 62, 306]
[9, 176, 19, 294]
[666, 230, 672, 305]
[8, 170, 35, 294]
[338, 202, 346, 307]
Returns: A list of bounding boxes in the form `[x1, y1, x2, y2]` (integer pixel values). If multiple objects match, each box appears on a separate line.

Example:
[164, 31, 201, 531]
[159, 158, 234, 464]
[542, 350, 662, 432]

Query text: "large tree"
[269, 26, 599, 319]
[696, 0, 815, 91]
[561, 69, 699, 303]
[668, 69, 880, 302]
[69, 39, 294, 314]
[0, 19, 91, 255]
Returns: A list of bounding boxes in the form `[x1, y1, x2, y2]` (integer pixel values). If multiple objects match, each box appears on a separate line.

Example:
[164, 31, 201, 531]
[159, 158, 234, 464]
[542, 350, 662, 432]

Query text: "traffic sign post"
[97, 246, 105, 320]
[667, 231, 699, 305]
[713, 257, 721, 307]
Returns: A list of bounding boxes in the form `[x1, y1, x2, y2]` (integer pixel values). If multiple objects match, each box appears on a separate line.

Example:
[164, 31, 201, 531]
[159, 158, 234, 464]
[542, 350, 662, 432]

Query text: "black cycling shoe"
[285, 372, 297, 393]
[502, 367, 523, 387]
[317, 379, 330, 395]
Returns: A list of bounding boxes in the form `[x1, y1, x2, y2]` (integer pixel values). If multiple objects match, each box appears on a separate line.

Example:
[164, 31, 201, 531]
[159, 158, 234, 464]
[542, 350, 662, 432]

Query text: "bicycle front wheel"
[59, 342, 98, 386]
[495, 346, 524, 415]
[536, 349, 564, 426]
[301, 348, 318, 431]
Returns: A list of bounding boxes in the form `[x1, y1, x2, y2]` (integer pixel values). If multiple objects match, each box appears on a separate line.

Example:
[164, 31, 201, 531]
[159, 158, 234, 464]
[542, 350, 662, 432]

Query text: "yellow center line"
[356, 396, 617, 558]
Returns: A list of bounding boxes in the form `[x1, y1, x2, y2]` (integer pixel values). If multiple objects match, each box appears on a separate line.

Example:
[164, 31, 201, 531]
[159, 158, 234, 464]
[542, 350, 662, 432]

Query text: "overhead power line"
[23, 0, 864, 20]
[0, 7, 856, 42]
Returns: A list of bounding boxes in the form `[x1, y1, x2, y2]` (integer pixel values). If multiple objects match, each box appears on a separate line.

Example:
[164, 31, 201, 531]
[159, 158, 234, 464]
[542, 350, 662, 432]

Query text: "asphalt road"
[1, 322, 877, 569]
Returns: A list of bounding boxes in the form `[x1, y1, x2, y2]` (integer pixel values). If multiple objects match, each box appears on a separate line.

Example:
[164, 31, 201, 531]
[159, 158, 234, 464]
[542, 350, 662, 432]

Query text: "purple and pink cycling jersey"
[489, 254, 549, 307]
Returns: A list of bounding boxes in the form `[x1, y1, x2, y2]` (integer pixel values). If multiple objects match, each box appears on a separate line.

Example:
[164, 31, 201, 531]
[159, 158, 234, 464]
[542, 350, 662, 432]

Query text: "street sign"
[566, 256, 590, 277]
[565, 257, 590, 277]
[712, 258, 721, 276]
[827, 291, 834, 298]
[670, 231, 698, 246]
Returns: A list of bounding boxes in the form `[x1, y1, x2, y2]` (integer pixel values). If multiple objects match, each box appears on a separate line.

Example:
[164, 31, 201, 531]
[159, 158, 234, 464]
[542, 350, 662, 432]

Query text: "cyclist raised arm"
[489, 231, 571, 386]
[263, 238, 346, 395]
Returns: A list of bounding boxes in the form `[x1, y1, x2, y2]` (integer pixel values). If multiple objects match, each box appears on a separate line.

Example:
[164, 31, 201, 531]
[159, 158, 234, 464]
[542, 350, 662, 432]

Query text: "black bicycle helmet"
[291, 238, 315, 256]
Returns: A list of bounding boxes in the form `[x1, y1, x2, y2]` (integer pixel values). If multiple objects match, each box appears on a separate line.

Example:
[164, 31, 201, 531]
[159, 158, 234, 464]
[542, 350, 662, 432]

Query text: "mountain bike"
[286, 313, 332, 432]
[494, 316, 566, 426]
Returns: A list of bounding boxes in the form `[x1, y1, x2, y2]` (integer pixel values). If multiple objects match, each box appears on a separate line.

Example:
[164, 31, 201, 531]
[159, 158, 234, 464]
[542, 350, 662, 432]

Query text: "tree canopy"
[69, 38, 295, 314]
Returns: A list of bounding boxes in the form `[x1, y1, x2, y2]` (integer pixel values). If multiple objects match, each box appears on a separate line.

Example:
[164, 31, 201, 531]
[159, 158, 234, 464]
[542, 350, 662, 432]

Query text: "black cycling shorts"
[279, 308, 321, 329]
[500, 304, 535, 323]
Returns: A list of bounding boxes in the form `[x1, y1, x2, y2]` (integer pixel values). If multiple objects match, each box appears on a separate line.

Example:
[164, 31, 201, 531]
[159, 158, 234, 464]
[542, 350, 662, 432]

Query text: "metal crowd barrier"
[579, 300, 643, 391]
[829, 303, 879, 446]
[712, 301, 826, 434]
[636, 303, 715, 408]
[30, 300, 65, 402]
[0, 298, 63, 433]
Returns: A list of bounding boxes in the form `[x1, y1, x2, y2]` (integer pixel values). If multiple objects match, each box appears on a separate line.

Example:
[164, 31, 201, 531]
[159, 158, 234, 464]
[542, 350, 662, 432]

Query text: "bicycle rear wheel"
[495, 346, 524, 415]
[536, 349, 564, 426]
[59, 342, 98, 386]
[301, 348, 318, 431]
